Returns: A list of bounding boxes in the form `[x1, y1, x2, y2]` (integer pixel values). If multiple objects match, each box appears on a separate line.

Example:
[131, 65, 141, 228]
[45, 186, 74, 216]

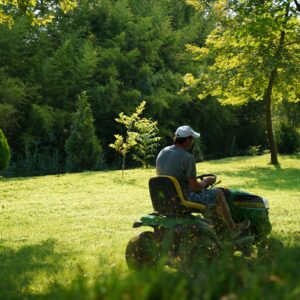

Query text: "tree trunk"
[263, 68, 278, 165]
[122, 154, 125, 178]
[263, 3, 291, 165]
[263, 25, 288, 165]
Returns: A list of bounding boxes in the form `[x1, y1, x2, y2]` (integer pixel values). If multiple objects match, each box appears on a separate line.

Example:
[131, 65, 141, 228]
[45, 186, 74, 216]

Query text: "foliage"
[65, 91, 102, 172]
[234, 101, 268, 154]
[110, 132, 138, 177]
[110, 101, 161, 176]
[0, 103, 17, 132]
[0, 155, 299, 299]
[4, 146, 64, 177]
[192, 137, 204, 162]
[183, 0, 300, 165]
[132, 114, 161, 169]
[274, 99, 300, 129]
[0, 127, 10, 172]
[109, 102, 141, 177]
[276, 122, 300, 154]
[0, 0, 212, 176]
[0, 0, 77, 26]
[179, 97, 240, 159]
[0, 68, 27, 147]
[248, 145, 262, 156]
[1, 0, 298, 176]
[36, 245, 300, 300]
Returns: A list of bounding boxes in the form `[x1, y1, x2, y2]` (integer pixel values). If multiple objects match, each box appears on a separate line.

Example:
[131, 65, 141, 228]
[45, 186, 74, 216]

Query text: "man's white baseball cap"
[175, 125, 200, 138]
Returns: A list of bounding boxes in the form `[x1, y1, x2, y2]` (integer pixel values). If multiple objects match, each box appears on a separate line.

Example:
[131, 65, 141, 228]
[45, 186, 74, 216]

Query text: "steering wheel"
[197, 174, 217, 181]
[197, 174, 218, 188]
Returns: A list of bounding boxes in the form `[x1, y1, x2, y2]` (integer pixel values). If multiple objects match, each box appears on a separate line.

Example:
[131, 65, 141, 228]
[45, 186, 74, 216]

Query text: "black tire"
[125, 231, 160, 270]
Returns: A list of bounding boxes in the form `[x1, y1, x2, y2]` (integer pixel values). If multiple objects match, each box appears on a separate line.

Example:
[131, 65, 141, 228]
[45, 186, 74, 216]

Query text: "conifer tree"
[65, 92, 102, 172]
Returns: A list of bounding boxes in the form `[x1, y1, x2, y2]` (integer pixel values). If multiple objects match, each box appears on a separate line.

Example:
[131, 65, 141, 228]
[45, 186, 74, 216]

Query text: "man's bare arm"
[187, 177, 216, 192]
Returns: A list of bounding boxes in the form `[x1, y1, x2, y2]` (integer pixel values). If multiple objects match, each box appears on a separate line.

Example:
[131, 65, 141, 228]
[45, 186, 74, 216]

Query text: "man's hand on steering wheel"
[196, 174, 217, 189]
[202, 177, 216, 188]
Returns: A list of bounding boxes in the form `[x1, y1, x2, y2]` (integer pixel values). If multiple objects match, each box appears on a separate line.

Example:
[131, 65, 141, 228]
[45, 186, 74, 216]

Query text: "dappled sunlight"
[197, 155, 300, 191]
[0, 155, 299, 299]
[217, 167, 299, 192]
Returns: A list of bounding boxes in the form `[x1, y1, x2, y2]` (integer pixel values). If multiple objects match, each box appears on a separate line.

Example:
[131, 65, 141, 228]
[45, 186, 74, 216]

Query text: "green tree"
[0, 0, 220, 174]
[109, 102, 142, 178]
[184, 0, 300, 165]
[110, 101, 161, 176]
[65, 92, 102, 173]
[109, 133, 138, 178]
[0, 128, 10, 172]
[132, 113, 161, 169]
[83, 0, 211, 149]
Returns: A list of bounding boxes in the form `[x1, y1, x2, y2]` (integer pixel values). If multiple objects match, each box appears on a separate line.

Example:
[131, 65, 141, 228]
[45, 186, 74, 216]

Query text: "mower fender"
[133, 221, 143, 228]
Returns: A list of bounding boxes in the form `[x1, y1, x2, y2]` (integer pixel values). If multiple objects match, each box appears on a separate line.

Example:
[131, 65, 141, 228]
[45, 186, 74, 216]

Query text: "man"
[156, 125, 250, 239]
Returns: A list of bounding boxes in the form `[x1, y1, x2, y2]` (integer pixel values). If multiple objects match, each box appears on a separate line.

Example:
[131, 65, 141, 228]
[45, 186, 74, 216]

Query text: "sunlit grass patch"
[0, 154, 299, 299]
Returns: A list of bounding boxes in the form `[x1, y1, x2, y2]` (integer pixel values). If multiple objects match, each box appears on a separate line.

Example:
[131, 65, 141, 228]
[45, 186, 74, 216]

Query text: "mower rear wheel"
[125, 231, 160, 270]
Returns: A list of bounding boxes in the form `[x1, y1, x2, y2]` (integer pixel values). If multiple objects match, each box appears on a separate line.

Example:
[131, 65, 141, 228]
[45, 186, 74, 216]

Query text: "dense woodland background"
[0, 0, 299, 177]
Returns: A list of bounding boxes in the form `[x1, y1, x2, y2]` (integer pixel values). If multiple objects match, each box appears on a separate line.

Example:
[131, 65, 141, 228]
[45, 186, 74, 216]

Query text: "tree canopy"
[0, 0, 299, 176]
[0, 0, 77, 25]
[183, 0, 300, 164]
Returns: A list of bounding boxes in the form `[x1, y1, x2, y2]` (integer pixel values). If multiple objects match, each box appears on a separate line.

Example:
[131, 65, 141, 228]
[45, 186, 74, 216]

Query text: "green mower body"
[126, 175, 272, 270]
[225, 189, 272, 239]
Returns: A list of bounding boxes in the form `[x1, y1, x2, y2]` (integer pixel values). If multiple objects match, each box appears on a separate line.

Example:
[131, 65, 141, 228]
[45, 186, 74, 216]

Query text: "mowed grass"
[0, 154, 299, 299]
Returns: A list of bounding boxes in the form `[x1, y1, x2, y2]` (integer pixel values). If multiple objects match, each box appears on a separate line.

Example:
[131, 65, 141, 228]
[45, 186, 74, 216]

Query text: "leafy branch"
[110, 101, 161, 177]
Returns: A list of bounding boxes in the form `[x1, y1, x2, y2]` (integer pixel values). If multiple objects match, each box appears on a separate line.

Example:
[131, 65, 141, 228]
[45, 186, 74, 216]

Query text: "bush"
[0, 128, 10, 173]
[247, 145, 262, 156]
[276, 122, 300, 154]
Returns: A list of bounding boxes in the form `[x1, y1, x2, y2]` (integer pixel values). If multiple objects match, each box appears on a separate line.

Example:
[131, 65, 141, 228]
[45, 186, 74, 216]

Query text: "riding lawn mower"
[126, 174, 272, 270]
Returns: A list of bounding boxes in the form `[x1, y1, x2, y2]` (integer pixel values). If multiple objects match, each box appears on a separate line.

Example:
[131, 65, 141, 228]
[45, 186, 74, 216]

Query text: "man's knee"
[216, 188, 224, 199]
[215, 189, 227, 208]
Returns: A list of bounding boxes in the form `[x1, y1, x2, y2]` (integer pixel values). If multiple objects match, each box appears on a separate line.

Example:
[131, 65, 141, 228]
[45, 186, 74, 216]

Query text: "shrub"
[0, 128, 10, 173]
[248, 145, 262, 156]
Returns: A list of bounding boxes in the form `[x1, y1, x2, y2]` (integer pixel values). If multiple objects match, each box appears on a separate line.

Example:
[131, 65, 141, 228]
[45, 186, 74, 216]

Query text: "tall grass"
[0, 154, 299, 299]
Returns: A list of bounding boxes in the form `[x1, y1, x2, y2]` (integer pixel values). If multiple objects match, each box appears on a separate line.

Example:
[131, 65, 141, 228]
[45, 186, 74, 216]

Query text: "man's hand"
[202, 177, 216, 188]
[188, 176, 216, 192]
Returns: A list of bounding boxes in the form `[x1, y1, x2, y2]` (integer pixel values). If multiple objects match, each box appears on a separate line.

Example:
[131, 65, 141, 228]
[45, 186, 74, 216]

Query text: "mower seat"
[149, 175, 206, 217]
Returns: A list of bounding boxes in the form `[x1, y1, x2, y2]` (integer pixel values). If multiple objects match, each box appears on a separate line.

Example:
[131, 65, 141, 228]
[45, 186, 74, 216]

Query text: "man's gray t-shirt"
[156, 145, 196, 195]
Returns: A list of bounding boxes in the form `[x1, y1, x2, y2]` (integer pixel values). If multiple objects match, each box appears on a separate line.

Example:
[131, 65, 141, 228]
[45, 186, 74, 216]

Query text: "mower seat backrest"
[149, 176, 206, 216]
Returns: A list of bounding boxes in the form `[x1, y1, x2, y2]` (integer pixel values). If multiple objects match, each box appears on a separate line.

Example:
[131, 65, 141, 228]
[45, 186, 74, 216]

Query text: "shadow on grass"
[222, 166, 300, 191]
[0, 239, 68, 300]
[30, 238, 300, 300]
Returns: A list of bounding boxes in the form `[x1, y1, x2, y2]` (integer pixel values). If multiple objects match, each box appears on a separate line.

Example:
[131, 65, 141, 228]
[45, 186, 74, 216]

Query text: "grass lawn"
[0, 154, 299, 299]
